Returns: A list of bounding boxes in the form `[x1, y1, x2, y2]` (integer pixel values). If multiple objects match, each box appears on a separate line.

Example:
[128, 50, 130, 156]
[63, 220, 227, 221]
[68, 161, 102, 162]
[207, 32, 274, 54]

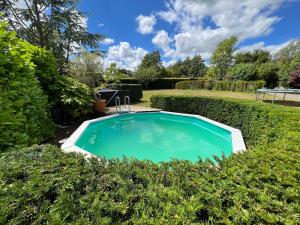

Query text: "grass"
[134, 89, 300, 108]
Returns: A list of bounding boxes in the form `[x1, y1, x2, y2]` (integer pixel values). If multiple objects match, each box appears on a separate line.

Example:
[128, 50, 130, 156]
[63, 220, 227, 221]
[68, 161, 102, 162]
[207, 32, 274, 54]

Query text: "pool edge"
[61, 111, 246, 158]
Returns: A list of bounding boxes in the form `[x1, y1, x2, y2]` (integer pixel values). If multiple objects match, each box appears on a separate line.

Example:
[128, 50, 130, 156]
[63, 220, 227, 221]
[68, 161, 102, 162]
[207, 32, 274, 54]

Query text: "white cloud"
[104, 42, 148, 70]
[152, 30, 172, 53]
[238, 40, 293, 55]
[101, 38, 115, 45]
[136, 15, 157, 34]
[152, 0, 288, 61]
[97, 22, 104, 27]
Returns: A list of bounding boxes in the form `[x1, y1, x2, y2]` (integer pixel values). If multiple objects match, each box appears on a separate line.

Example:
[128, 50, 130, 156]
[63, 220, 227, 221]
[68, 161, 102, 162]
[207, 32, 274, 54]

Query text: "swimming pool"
[62, 112, 246, 162]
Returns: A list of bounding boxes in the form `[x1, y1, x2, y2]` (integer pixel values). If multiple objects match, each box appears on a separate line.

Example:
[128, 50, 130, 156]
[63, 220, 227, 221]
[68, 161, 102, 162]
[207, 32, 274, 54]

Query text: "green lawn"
[134, 89, 300, 108]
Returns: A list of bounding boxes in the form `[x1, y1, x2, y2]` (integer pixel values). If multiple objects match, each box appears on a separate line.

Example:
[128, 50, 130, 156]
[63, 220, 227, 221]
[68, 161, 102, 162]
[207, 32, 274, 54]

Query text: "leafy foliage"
[235, 49, 271, 64]
[67, 52, 104, 97]
[19, 40, 59, 106]
[211, 36, 238, 79]
[176, 79, 265, 92]
[288, 66, 300, 88]
[54, 76, 93, 118]
[104, 63, 129, 83]
[277, 54, 300, 86]
[1, 97, 300, 224]
[168, 55, 207, 78]
[3, 0, 104, 71]
[274, 39, 300, 63]
[257, 62, 279, 87]
[134, 66, 161, 89]
[0, 23, 54, 152]
[228, 63, 257, 81]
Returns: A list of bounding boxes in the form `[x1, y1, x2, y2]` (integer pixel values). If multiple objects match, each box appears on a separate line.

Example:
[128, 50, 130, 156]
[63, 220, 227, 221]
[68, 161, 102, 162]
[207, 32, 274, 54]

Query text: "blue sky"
[79, 0, 300, 69]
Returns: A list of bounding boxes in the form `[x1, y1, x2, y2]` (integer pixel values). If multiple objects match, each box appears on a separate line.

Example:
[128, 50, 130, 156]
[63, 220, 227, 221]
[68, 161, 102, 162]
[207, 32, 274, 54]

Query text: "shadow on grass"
[263, 100, 300, 107]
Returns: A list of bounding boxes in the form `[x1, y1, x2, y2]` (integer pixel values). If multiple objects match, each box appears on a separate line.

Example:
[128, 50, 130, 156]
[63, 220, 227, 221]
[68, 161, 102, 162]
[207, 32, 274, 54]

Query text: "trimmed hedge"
[1, 96, 299, 224]
[119, 78, 196, 89]
[106, 84, 143, 102]
[175, 79, 265, 92]
[147, 78, 196, 89]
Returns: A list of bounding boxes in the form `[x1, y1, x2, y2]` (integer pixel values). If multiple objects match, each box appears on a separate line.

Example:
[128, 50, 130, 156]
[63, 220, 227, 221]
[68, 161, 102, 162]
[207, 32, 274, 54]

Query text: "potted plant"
[93, 91, 106, 113]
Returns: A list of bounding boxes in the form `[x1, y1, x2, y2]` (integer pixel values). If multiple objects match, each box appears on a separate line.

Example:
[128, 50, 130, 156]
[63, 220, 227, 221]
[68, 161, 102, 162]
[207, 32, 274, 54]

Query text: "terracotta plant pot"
[93, 99, 106, 112]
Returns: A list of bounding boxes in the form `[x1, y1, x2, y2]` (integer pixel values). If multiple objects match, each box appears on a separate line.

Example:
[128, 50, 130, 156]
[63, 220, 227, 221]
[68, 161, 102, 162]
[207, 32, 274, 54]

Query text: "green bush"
[176, 79, 265, 92]
[0, 23, 54, 152]
[106, 84, 143, 102]
[20, 41, 59, 106]
[54, 76, 93, 118]
[1, 96, 299, 224]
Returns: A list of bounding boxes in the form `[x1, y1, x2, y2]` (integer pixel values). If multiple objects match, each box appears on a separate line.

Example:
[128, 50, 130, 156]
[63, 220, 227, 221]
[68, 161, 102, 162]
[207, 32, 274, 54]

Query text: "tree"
[2, 0, 104, 71]
[168, 55, 207, 77]
[211, 36, 238, 79]
[134, 51, 163, 88]
[67, 52, 104, 91]
[235, 49, 271, 64]
[139, 51, 162, 69]
[274, 39, 300, 63]
[277, 52, 300, 86]
[228, 63, 257, 81]
[257, 62, 279, 88]
[288, 66, 300, 89]
[104, 63, 128, 83]
[134, 66, 160, 89]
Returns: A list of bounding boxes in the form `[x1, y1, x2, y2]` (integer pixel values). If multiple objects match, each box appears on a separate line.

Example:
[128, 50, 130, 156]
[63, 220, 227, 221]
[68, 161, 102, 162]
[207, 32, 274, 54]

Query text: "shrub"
[106, 84, 143, 102]
[175, 80, 265, 92]
[0, 23, 54, 151]
[1, 96, 299, 224]
[53, 76, 93, 119]
[20, 41, 59, 106]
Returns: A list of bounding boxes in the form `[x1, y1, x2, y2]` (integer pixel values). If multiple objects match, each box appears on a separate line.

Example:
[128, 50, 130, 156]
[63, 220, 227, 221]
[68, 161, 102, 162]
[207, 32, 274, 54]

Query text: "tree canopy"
[211, 36, 238, 79]
[168, 55, 207, 78]
[235, 49, 271, 64]
[2, 0, 104, 71]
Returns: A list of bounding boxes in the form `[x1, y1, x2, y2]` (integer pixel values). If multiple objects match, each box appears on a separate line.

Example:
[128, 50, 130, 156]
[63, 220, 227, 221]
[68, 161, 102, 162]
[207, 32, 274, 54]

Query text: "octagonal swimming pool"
[62, 112, 246, 162]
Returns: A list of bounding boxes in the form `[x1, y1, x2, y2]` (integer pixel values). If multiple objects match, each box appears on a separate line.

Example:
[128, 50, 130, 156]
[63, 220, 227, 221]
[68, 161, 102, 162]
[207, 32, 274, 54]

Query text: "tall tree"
[168, 55, 207, 77]
[235, 49, 271, 64]
[139, 51, 162, 69]
[211, 36, 238, 79]
[274, 40, 300, 63]
[134, 51, 163, 89]
[2, 0, 104, 72]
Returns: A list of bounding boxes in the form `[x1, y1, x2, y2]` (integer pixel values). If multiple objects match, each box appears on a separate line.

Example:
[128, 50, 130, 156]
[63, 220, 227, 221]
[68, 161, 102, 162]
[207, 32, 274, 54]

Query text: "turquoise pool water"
[75, 112, 233, 162]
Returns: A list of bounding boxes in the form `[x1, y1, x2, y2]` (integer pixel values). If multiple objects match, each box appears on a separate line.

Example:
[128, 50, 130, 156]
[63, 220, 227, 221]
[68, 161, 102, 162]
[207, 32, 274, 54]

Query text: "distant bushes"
[1, 97, 299, 224]
[175, 79, 265, 92]
[0, 23, 54, 151]
[107, 84, 143, 102]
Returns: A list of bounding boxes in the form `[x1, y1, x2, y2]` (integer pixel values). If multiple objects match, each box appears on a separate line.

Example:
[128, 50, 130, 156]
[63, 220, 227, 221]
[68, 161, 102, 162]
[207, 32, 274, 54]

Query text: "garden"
[1, 0, 300, 224]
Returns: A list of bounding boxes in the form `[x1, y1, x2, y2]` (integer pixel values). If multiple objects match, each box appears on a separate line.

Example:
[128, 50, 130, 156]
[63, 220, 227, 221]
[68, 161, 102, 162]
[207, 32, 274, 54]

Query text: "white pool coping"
[61, 111, 246, 158]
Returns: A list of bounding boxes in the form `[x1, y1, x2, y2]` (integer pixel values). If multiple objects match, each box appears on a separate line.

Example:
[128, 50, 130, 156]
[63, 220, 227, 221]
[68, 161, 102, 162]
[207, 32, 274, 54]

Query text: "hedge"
[1, 96, 299, 224]
[175, 79, 265, 92]
[119, 78, 196, 89]
[0, 23, 54, 152]
[106, 84, 143, 102]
